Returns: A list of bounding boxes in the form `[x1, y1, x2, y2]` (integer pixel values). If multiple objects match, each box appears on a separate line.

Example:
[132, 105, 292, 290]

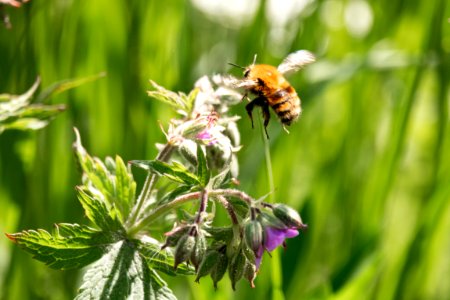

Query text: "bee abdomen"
[269, 87, 301, 125]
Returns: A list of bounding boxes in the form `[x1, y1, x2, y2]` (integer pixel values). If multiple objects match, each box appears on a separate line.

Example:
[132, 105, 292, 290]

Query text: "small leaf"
[37, 72, 106, 102]
[210, 168, 231, 189]
[160, 185, 194, 204]
[147, 80, 191, 115]
[131, 160, 200, 185]
[73, 128, 136, 224]
[6, 223, 119, 270]
[76, 241, 176, 300]
[77, 188, 124, 231]
[196, 144, 210, 187]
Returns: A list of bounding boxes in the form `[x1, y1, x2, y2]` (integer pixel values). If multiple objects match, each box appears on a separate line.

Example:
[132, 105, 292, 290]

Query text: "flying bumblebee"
[229, 50, 315, 138]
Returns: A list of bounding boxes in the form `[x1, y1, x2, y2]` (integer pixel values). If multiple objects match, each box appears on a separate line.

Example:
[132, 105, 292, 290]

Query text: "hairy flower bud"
[195, 250, 220, 283]
[244, 261, 257, 288]
[244, 220, 263, 253]
[174, 234, 196, 270]
[210, 250, 228, 290]
[178, 139, 198, 166]
[161, 225, 191, 249]
[272, 204, 304, 228]
[190, 233, 207, 271]
[259, 211, 287, 229]
[228, 248, 246, 290]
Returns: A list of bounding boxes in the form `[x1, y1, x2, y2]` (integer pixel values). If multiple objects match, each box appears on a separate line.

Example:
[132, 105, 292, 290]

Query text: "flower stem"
[126, 143, 175, 229]
[257, 115, 284, 300]
[127, 188, 254, 236]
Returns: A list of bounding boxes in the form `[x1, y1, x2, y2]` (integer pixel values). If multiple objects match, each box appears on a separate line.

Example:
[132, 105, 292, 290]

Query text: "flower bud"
[161, 225, 190, 249]
[228, 248, 246, 290]
[190, 233, 207, 271]
[259, 211, 287, 229]
[178, 139, 198, 166]
[272, 204, 304, 228]
[174, 234, 196, 270]
[244, 220, 263, 253]
[210, 251, 228, 290]
[195, 250, 220, 283]
[244, 261, 257, 288]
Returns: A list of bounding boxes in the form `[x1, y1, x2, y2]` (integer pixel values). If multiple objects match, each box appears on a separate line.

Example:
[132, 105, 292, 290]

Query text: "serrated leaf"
[210, 168, 231, 189]
[37, 72, 106, 102]
[5, 223, 118, 270]
[76, 241, 176, 300]
[73, 129, 136, 224]
[77, 188, 124, 231]
[227, 197, 250, 219]
[131, 160, 200, 185]
[196, 144, 210, 187]
[138, 241, 195, 277]
[147, 80, 191, 115]
[160, 185, 194, 205]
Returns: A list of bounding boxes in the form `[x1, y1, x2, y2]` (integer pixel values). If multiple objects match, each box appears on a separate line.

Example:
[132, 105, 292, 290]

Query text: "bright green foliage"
[74, 129, 136, 225]
[196, 144, 210, 187]
[75, 241, 176, 300]
[147, 80, 198, 116]
[131, 160, 200, 185]
[5, 223, 117, 270]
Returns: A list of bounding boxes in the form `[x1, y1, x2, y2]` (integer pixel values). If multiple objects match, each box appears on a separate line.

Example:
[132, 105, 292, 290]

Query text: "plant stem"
[126, 143, 175, 229]
[257, 115, 284, 300]
[127, 188, 254, 236]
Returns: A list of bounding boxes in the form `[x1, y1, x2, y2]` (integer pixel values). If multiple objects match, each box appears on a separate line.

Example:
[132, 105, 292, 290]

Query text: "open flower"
[254, 226, 299, 269]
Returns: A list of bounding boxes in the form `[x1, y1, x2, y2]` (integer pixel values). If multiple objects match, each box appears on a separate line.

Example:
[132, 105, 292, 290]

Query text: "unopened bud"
[259, 211, 287, 229]
[195, 250, 220, 283]
[211, 250, 228, 290]
[244, 220, 263, 253]
[272, 204, 304, 228]
[190, 233, 207, 271]
[174, 234, 195, 270]
[205, 226, 234, 243]
[178, 139, 198, 166]
[244, 261, 257, 288]
[228, 248, 246, 291]
[161, 226, 190, 249]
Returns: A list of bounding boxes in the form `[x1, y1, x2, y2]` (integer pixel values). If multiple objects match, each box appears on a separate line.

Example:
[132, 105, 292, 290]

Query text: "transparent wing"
[277, 50, 316, 75]
[212, 74, 258, 89]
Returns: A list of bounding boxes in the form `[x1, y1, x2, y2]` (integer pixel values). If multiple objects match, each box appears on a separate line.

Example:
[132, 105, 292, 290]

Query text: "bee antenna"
[228, 62, 245, 70]
[251, 54, 257, 66]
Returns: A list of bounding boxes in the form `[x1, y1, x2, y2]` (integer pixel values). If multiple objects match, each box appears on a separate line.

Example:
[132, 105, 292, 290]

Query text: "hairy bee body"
[244, 64, 301, 126]
[231, 50, 315, 138]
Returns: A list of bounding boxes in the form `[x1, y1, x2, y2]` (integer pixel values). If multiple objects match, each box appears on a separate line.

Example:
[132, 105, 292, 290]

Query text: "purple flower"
[254, 226, 299, 269]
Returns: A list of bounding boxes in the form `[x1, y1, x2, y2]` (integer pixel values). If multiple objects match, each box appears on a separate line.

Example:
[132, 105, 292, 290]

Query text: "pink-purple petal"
[264, 227, 299, 252]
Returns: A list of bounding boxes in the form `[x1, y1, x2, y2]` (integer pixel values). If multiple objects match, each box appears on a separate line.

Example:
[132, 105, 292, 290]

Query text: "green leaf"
[73, 129, 136, 224]
[131, 160, 200, 185]
[76, 241, 176, 300]
[77, 188, 124, 231]
[160, 185, 194, 205]
[36, 72, 106, 102]
[210, 168, 232, 189]
[5, 223, 119, 270]
[138, 240, 195, 277]
[196, 144, 210, 187]
[147, 80, 192, 115]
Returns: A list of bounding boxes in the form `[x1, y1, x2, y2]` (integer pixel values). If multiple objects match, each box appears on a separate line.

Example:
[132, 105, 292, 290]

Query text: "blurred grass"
[1, 0, 449, 299]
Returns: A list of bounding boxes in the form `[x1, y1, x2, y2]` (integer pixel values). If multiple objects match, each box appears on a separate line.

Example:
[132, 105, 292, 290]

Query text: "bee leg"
[245, 99, 257, 129]
[261, 104, 270, 139]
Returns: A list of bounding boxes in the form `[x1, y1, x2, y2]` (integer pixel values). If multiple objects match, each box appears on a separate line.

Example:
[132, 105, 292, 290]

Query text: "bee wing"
[212, 74, 258, 89]
[277, 50, 316, 75]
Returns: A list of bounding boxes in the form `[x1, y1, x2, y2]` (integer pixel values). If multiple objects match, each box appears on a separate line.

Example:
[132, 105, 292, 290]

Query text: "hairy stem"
[126, 143, 175, 229]
[127, 188, 254, 236]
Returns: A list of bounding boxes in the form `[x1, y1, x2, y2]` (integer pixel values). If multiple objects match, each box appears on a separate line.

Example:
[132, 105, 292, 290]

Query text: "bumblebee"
[230, 50, 315, 138]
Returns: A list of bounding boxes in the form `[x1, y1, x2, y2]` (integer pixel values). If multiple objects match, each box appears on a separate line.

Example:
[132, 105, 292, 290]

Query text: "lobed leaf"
[76, 240, 176, 300]
[5, 223, 119, 270]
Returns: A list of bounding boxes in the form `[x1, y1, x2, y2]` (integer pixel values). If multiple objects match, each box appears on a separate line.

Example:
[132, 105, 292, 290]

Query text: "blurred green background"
[1, 0, 449, 299]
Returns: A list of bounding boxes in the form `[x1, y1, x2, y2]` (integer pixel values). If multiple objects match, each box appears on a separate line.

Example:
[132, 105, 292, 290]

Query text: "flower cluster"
[146, 76, 307, 290]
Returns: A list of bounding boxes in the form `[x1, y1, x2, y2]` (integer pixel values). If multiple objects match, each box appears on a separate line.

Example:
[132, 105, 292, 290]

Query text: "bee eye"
[244, 69, 250, 77]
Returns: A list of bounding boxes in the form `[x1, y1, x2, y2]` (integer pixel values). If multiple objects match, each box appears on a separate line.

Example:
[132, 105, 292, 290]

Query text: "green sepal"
[5, 223, 119, 270]
[196, 144, 210, 187]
